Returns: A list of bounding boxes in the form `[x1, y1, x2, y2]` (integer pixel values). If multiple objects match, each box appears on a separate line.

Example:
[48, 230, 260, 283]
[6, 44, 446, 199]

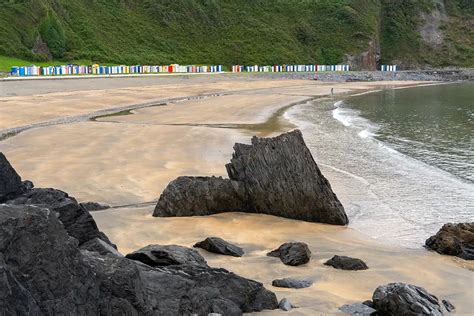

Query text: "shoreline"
[0, 77, 472, 314]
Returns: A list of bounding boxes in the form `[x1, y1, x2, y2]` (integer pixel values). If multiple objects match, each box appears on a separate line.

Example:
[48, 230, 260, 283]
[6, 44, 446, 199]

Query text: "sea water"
[286, 82, 474, 248]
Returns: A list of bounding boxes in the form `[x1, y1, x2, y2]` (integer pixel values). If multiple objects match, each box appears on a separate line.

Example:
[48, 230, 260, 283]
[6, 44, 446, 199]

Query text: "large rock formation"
[154, 130, 348, 225]
[425, 223, 474, 260]
[372, 283, 444, 316]
[0, 153, 279, 314]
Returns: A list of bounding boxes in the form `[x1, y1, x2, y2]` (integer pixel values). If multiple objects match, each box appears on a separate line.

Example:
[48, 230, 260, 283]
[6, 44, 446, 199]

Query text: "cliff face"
[0, 0, 472, 69]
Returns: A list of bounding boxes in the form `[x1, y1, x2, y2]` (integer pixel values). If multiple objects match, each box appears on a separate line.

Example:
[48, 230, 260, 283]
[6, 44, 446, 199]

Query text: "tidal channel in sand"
[0, 76, 472, 314]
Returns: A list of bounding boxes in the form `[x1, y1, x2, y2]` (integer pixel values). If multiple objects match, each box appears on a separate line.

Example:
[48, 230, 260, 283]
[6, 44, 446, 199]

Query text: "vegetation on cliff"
[0, 0, 472, 70]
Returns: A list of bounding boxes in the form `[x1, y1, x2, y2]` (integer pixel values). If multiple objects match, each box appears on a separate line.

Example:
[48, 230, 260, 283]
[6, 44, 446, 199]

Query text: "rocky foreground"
[0, 127, 471, 315]
[0, 153, 278, 315]
[154, 130, 348, 225]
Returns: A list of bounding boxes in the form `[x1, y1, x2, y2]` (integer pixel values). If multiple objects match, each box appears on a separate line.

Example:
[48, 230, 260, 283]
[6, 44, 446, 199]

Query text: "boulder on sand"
[126, 244, 208, 267]
[194, 237, 245, 257]
[324, 255, 369, 271]
[267, 242, 311, 266]
[372, 283, 444, 315]
[154, 130, 348, 225]
[425, 222, 474, 260]
[339, 303, 377, 315]
[272, 278, 313, 289]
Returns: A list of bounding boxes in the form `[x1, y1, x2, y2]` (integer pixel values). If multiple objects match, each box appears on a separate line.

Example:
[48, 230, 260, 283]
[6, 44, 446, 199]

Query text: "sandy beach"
[0, 76, 472, 314]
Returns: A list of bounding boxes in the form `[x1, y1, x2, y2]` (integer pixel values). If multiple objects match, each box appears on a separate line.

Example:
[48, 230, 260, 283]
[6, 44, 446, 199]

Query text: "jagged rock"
[442, 299, 455, 312]
[372, 283, 443, 316]
[0, 204, 279, 315]
[324, 255, 369, 271]
[267, 242, 311, 266]
[272, 278, 312, 289]
[425, 223, 474, 260]
[279, 298, 293, 311]
[0, 152, 23, 202]
[339, 303, 377, 315]
[126, 244, 208, 267]
[194, 237, 245, 257]
[6, 187, 115, 248]
[154, 130, 348, 225]
[80, 201, 111, 211]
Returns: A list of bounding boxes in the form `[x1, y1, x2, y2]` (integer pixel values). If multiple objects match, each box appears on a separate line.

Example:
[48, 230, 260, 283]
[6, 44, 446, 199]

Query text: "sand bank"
[1, 77, 471, 314]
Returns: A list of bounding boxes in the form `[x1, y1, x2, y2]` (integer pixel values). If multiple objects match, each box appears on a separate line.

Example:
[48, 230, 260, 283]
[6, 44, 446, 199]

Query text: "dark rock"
[362, 300, 375, 308]
[324, 255, 369, 271]
[442, 299, 455, 312]
[425, 223, 474, 260]
[0, 152, 23, 202]
[272, 278, 312, 289]
[80, 237, 123, 257]
[80, 201, 111, 211]
[154, 130, 348, 225]
[267, 242, 311, 266]
[279, 298, 293, 311]
[0, 204, 279, 314]
[154, 176, 248, 217]
[6, 187, 115, 248]
[194, 237, 244, 257]
[126, 244, 208, 267]
[372, 283, 443, 316]
[339, 303, 377, 315]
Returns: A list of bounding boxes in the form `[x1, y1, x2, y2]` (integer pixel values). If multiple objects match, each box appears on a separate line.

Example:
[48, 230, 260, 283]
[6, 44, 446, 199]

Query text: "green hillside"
[0, 0, 472, 70]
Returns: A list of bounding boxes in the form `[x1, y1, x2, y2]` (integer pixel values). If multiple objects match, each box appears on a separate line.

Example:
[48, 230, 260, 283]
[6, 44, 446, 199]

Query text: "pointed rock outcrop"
[154, 130, 348, 225]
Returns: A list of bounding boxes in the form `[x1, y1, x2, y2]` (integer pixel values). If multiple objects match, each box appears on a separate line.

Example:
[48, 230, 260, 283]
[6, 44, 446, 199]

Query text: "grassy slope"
[0, 0, 472, 70]
[380, 0, 474, 67]
[0, 0, 379, 66]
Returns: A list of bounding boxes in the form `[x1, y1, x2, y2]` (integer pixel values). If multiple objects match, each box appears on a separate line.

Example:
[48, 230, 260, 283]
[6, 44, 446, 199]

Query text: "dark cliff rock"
[0, 152, 24, 202]
[6, 187, 115, 248]
[154, 130, 348, 226]
[194, 237, 245, 257]
[126, 244, 208, 267]
[372, 283, 444, 316]
[324, 255, 369, 271]
[425, 223, 474, 260]
[267, 242, 311, 266]
[0, 205, 278, 315]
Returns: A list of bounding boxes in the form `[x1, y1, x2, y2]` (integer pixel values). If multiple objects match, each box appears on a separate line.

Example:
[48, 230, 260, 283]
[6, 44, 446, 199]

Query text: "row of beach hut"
[10, 64, 224, 77]
[380, 65, 398, 72]
[10, 63, 400, 77]
[231, 64, 350, 73]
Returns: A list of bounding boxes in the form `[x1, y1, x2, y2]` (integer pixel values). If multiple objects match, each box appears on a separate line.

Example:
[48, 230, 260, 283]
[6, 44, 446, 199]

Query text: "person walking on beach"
[331, 88, 334, 95]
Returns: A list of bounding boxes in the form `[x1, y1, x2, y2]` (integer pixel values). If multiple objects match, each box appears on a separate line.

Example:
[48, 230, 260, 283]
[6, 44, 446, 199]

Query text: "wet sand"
[0, 76, 471, 314]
